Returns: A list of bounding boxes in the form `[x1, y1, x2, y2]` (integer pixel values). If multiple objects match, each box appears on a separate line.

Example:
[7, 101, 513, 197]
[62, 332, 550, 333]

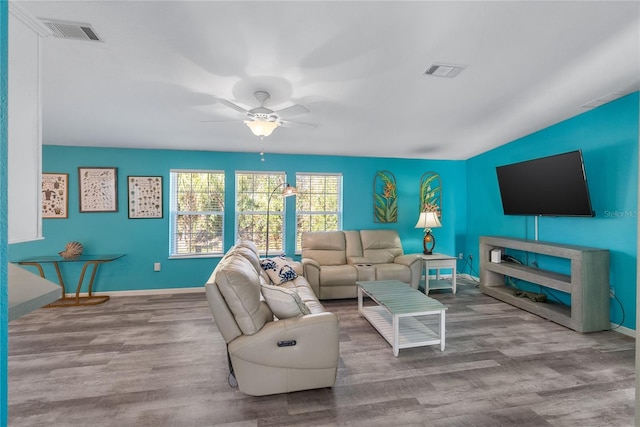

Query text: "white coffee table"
[357, 280, 447, 356]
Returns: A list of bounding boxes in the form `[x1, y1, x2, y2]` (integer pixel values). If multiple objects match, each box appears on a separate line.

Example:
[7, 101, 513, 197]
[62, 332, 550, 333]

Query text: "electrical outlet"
[458, 253, 464, 259]
[154, 262, 161, 272]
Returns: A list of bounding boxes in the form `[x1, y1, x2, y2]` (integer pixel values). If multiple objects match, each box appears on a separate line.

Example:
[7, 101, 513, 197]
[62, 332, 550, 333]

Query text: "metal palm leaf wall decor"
[374, 170, 397, 223]
[420, 172, 442, 218]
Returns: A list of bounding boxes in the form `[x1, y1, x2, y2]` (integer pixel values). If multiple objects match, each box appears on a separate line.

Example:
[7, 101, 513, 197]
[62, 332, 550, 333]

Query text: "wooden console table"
[479, 236, 609, 332]
[17, 254, 125, 307]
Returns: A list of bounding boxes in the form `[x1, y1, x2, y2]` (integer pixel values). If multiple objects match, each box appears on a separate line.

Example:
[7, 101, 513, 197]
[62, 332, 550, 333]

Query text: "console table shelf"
[479, 236, 609, 333]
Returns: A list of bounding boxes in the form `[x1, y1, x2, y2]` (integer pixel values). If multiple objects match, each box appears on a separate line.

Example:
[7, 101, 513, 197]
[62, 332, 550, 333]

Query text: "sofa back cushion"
[344, 230, 363, 258]
[360, 229, 404, 264]
[215, 255, 273, 335]
[301, 231, 347, 265]
[227, 244, 262, 274]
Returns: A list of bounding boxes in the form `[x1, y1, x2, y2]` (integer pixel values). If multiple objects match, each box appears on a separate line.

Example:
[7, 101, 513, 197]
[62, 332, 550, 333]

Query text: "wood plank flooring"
[8, 280, 636, 426]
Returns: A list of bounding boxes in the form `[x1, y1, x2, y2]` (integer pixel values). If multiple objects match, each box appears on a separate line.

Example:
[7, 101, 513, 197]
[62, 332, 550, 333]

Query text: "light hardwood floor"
[8, 280, 636, 427]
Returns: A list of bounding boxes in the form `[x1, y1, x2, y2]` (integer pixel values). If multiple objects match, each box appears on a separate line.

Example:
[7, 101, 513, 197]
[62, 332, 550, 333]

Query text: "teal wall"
[0, 0, 8, 424]
[465, 92, 639, 330]
[8, 149, 467, 293]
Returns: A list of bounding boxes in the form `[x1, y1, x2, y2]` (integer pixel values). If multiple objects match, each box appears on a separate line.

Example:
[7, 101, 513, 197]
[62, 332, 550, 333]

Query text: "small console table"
[17, 254, 125, 307]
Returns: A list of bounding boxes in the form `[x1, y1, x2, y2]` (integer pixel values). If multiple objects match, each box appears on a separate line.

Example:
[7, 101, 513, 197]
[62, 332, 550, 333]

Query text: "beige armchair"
[301, 229, 422, 299]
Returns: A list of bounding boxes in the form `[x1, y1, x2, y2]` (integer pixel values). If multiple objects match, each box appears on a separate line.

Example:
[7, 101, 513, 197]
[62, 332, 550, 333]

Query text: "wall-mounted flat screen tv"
[496, 150, 594, 217]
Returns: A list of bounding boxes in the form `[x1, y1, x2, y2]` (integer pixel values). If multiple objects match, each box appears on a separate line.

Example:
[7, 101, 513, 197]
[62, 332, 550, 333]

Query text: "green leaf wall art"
[420, 172, 442, 219]
[374, 170, 397, 223]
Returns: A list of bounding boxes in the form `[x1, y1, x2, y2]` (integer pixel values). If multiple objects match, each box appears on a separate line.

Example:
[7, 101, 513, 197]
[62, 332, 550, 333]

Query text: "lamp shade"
[414, 211, 442, 229]
[282, 184, 297, 197]
[244, 119, 280, 137]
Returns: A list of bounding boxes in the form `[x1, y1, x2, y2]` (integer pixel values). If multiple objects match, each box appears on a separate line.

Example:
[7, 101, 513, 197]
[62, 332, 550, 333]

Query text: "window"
[236, 172, 289, 255]
[295, 173, 343, 251]
[169, 170, 225, 256]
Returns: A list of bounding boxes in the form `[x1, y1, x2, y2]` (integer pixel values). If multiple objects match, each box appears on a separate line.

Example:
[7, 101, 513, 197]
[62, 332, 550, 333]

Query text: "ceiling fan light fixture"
[244, 119, 280, 137]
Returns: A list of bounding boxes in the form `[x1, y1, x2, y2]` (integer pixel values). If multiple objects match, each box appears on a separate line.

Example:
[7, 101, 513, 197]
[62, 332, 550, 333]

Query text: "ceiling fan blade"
[201, 119, 245, 123]
[274, 104, 310, 117]
[212, 98, 250, 115]
[280, 119, 317, 128]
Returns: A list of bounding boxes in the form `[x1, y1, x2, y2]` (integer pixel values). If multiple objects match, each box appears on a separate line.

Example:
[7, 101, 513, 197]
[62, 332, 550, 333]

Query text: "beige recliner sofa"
[204, 239, 340, 396]
[301, 229, 422, 299]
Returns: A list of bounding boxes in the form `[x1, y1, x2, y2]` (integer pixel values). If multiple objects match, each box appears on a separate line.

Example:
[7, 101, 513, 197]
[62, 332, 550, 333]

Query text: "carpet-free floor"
[8, 280, 636, 426]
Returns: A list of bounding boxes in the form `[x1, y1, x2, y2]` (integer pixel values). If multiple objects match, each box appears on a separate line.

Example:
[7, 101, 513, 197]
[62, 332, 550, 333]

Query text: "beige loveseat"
[301, 229, 422, 299]
[204, 239, 340, 396]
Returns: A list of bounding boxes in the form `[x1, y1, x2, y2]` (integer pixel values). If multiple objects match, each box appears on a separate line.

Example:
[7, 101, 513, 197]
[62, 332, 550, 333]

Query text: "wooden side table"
[421, 254, 457, 295]
[16, 254, 125, 306]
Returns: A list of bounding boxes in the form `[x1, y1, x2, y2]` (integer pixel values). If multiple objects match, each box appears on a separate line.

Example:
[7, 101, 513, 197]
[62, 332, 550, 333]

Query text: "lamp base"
[423, 231, 436, 255]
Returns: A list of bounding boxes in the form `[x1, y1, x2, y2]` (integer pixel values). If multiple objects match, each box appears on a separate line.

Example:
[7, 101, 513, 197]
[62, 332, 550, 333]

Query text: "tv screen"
[496, 150, 594, 217]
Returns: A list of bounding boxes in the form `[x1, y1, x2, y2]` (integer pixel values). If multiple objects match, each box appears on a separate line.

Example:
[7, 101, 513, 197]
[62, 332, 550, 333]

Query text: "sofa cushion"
[216, 255, 273, 335]
[227, 245, 262, 274]
[261, 284, 311, 319]
[261, 256, 298, 284]
[301, 231, 347, 265]
[318, 264, 358, 286]
[360, 230, 404, 263]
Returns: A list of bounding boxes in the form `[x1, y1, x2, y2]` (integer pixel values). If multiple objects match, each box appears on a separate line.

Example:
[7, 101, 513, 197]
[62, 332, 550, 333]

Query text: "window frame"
[295, 172, 343, 253]
[235, 171, 290, 255]
[169, 169, 225, 258]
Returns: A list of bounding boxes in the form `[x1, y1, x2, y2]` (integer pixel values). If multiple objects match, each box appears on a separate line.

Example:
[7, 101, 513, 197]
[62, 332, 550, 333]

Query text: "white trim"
[9, 3, 51, 37]
[610, 324, 635, 338]
[66, 287, 205, 298]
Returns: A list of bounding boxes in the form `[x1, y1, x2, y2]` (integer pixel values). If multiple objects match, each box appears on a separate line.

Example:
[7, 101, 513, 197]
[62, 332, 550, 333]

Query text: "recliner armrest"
[393, 254, 421, 267]
[394, 254, 423, 289]
[301, 258, 321, 297]
[347, 256, 370, 265]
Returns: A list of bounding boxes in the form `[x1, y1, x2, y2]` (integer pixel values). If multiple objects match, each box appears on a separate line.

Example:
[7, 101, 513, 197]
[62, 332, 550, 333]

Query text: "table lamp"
[415, 211, 441, 255]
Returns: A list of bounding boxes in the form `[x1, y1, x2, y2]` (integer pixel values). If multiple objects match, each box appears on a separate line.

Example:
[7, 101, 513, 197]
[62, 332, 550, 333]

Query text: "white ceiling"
[13, 0, 640, 160]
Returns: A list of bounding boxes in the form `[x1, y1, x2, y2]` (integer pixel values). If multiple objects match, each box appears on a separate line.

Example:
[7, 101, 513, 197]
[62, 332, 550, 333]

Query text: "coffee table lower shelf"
[359, 305, 445, 356]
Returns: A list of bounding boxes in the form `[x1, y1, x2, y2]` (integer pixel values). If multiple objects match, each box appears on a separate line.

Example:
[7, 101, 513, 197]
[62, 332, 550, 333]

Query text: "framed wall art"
[78, 167, 118, 212]
[419, 171, 442, 219]
[42, 173, 69, 218]
[128, 176, 163, 219]
[373, 170, 397, 223]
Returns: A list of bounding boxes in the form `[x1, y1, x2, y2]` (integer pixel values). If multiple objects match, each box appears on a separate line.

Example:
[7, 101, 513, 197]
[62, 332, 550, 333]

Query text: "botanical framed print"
[419, 171, 442, 220]
[78, 167, 118, 212]
[373, 170, 397, 223]
[128, 176, 163, 218]
[42, 173, 69, 218]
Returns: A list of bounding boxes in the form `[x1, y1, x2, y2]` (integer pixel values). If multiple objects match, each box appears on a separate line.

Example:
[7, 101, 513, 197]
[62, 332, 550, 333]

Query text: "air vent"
[40, 19, 102, 42]
[581, 92, 625, 109]
[424, 63, 467, 78]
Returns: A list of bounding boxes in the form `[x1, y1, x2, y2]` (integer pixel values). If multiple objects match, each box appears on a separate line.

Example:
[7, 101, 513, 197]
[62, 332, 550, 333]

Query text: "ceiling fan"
[204, 91, 316, 137]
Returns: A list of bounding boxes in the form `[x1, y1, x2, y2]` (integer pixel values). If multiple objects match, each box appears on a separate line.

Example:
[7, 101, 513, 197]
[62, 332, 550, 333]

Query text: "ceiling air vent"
[424, 63, 466, 78]
[40, 19, 102, 42]
[581, 92, 625, 109]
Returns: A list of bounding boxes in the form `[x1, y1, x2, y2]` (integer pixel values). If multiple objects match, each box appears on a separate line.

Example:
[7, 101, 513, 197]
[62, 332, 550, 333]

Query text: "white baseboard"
[65, 287, 205, 298]
[610, 324, 635, 338]
[70, 283, 636, 337]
